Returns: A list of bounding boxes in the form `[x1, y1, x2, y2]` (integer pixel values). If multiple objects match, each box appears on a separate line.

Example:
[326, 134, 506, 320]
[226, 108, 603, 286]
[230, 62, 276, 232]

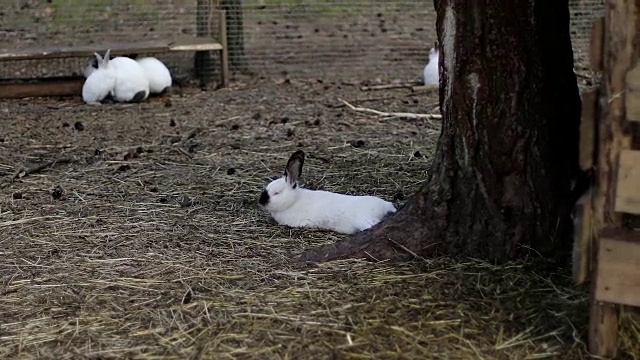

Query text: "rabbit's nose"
[258, 190, 270, 206]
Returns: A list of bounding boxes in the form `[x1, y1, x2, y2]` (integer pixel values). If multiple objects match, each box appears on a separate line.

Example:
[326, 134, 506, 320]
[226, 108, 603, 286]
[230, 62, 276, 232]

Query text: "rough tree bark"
[299, 0, 581, 263]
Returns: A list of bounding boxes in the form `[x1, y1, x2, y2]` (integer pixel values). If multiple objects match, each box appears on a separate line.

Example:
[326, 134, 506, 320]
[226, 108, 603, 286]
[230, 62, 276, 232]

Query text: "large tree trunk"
[299, 0, 581, 263]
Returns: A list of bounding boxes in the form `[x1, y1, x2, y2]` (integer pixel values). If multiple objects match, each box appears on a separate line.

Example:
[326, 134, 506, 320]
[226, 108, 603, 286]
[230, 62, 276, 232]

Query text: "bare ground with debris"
[1, 77, 638, 359]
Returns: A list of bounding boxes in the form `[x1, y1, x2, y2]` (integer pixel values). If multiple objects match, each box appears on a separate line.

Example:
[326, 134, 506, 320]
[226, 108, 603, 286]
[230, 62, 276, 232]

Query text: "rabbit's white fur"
[423, 45, 439, 85]
[109, 56, 150, 103]
[259, 150, 396, 234]
[135, 57, 172, 94]
[82, 50, 116, 105]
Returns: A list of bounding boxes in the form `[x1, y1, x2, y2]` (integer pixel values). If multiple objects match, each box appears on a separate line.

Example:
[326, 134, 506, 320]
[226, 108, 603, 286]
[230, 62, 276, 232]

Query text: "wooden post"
[588, 0, 638, 355]
[219, 9, 229, 88]
[194, 0, 214, 87]
[222, 0, 248, 71]
[572, 17, 603, 286]
[590, 17, 604, 72]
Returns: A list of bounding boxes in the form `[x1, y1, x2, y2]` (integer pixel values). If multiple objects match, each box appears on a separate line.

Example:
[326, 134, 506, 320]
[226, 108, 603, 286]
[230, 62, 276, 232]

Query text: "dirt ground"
[1, 75, 638, 359]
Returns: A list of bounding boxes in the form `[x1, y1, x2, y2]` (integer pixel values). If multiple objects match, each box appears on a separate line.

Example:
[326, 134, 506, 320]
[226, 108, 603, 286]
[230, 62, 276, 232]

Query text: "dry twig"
[360, 82, 422, 91]
[338, 98, 442, 122]
[11, 157, 73, 180]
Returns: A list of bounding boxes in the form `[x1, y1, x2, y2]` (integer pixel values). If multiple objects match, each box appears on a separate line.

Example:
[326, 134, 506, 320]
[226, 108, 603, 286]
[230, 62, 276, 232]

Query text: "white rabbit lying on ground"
[258, 150, 397, 234]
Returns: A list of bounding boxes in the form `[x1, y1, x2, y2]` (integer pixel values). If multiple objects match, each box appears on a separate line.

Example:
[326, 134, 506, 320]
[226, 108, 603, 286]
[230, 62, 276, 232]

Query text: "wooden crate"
[576, 8, 640, 358]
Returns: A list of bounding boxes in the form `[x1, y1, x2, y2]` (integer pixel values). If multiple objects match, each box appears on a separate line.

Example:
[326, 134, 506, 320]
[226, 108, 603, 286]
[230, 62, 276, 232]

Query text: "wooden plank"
[0, 77, 83, 99]
[589, 297, 620, 359]
[0, 38, 223, 61]
[589, 223, 621, 359]
[0, 40, 169, 61]
[626, 63, 640, 122]
[580, 90, 597, 170]
[590, 17, 604, 71]
[0, 38, 223, 62]
[614, 150, 640, 214]
[595, 231, 640, 307]
[573, 189, 593, 284]
[169, 39, 223, 52]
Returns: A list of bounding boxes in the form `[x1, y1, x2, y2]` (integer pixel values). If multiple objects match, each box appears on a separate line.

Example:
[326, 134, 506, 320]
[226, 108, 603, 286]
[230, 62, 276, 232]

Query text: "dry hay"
[0, 76, 638, 359]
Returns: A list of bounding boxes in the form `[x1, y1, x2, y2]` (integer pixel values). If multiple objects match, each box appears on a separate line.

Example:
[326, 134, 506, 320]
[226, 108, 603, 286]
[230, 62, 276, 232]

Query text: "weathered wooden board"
[625, 63, 640, 123]
[0, 41, 169, 61]
[590, 17, 604, 71]
[614, 150, 640, 214]
[573, 190, 593, 284]
[0, 38, 223, 62]
[0, 77, 83, 99]
[595, 230, 640, 307]
[169, 38, 223, 52]
[580, 90, 597, 170]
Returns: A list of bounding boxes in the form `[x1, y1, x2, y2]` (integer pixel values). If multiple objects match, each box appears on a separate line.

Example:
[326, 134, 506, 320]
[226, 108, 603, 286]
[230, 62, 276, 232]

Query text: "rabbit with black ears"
[82, 50, 116, 105]
[258, 150, 396, 234]
[82, 50, 149, 103]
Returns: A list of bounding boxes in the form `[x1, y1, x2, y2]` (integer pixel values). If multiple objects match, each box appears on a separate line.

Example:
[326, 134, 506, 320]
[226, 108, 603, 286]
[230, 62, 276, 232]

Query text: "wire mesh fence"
[0, 0, 604, 84]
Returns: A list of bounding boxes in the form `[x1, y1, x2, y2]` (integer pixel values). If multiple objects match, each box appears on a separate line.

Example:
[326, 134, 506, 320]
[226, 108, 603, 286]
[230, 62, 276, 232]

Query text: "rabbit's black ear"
[284, 150, 305, 186]
[93, 52, 102, 66]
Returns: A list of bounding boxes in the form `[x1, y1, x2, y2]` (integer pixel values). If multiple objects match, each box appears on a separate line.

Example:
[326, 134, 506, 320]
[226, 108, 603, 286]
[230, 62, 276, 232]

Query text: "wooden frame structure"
[0, 5, 229, 99]
[573, 2, 640, 358]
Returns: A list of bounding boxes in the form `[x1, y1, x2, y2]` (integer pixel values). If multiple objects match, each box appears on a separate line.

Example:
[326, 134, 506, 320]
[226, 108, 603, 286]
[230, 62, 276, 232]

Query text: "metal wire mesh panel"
[0, 1, 604, 83]
[0, 0, 210, 79]
[240, 0, 436, 82]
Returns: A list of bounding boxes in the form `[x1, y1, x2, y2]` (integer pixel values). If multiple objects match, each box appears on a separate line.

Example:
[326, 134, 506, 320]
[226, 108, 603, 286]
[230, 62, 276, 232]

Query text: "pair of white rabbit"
[81, 49, 172, 105]
[423, 42, 439, 85]
[259, 150, 397, 235]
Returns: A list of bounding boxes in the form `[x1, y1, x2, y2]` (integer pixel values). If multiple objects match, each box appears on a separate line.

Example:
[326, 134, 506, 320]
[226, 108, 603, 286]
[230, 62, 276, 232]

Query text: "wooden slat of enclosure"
[590, 17, 604, 71]
[614, 150, 640, 214]
[580, 90, 598, 170]
[169, 38, 223, 51]
[0, 38, 223, 62]
[573, 190, 594, 284]
[595, 230, 640, 307]
[0, 77, 83, 99]
[625, 63, 640, 123]
[0, 41, 169, 61]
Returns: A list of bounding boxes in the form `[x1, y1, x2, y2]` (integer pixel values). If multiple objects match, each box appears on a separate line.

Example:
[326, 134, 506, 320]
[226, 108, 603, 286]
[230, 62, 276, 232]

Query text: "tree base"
[298, 191, 441, 263]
